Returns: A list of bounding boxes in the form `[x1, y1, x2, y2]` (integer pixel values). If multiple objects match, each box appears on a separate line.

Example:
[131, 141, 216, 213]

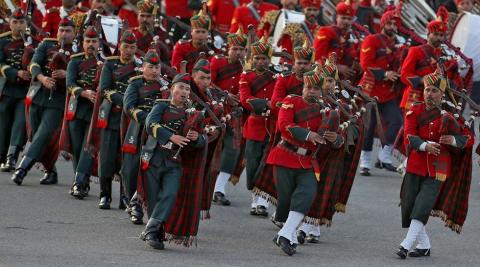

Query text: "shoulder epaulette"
[178, 39, 191, 44]
[70, 52, 85, 59]
[128, 75, 143, 83]
[0, 31, 12, 38]
[106, 56, 120, 61]
[242, 70, 254, 74]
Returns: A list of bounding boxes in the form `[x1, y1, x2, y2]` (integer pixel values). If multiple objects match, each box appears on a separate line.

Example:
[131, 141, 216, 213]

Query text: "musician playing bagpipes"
[396, 70, 475, 259]
[92, 30, 141, 209]
[358, 10, 404, 176]
[188, 58, 225, 219]
[239, 34, 276, 217]
[121, 49, 170, 225]
[251, 39, 314, 222]
[131, 0, 171, 63]
[59, 26, 103, 199]
[313, 0, 364, 82]
[0, 9, 37, 172]
[297, 54, 362, 244]
[138, 73, 207, 249]
[171, 4, 219, 74]
[400, 6, 462, 111]
[268, 70, 343, 256]
[12, 18, 75, 186]
[210, 27, 248, 206]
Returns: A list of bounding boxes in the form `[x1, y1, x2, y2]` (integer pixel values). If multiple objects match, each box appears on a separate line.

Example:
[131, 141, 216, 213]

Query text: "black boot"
[140, 218, 164, 250]
[71, 172, 88, 199]
[0, 146, 20, 172]
[11, 156, 35, 186]
[40, 167, 58, 185]
[99, 177, 112, 209]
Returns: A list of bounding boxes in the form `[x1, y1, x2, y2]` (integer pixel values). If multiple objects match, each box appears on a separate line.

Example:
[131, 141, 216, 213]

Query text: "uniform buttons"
[430, 122, 433, 125]
[430, 132, 434, 135]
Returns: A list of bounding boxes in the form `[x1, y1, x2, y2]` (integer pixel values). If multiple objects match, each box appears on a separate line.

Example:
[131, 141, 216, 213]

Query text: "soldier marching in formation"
[0, 0, 478, 257]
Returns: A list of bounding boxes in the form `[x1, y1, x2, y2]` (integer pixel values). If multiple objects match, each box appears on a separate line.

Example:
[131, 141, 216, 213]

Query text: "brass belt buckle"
[297, 147, 307, 156]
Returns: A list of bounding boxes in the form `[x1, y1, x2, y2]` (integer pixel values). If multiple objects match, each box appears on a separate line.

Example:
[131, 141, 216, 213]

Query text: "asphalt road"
[0, 144, 479, 267]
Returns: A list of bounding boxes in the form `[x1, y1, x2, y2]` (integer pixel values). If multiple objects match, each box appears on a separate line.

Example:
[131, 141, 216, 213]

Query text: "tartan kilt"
[304, 145, 345, 226]
[335, 121, 364, 212]
[200, 129, 225, 219]
[138, 135, 209, 246]
[252, 132, 281, 205]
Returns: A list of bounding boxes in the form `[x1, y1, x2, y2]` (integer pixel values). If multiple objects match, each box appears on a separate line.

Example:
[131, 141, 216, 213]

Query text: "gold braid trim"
[104, 90, 117, 102]
[281, 23, 305, 48]
[251, 187, 278, 206]
[131, 108, 143, 122]
[0, 64, 11, 78]
[335, 203, 346, 213]
[151, 122, 161, 139]
[304, 216, 332, 227]
[258, 10, 280, 35]
[29, 62, 41, 74]
[431, 210, 463, 234]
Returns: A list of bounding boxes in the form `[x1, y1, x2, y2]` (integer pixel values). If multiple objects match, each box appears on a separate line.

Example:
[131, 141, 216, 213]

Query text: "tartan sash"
[286, 82, 304, 96]
[250, 71, 274, 95]
[215, 61, 243, 82]
[436, 113, 462, 181]
[138, 82, 162, 99]
[293, 103, 321, 123]
[417, 107, 441, 126]
[416, 45, 436, 72]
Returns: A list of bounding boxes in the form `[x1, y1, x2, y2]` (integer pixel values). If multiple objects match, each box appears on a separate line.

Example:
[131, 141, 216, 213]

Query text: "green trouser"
[274, 166, 317, 223]
[401, 173, 442, 227]
[219, 127, 242, 174]
[145, 162, 182, 221]
[121, 151, 140, 200]
[0, 95, 27, 156]
[245, 138, 269, 190]
[98, 128, 121, 178]
[26, 103, 63, 161]
[68, 118, 93, 172]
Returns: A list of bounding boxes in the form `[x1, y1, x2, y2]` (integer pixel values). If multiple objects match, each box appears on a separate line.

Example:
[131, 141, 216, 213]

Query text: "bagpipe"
[48, 37, 70, 100]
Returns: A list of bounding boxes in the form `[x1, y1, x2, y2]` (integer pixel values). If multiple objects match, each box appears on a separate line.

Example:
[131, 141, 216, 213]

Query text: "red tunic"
[118, 6, 138, 29]
[210, 55, 243, 95]
[267, 95, 322, 169]
[229, 2, 278, 33]
[359, 33, 402, 103]
[239, 70, 276, 141]
[314, 25, 361, 66]
[165, 0, 193, 19]
[209, 0, 250, 33]
[270, 72, 304, 115]
[400, 44, 440, 109]
[41, 7, 81, 38]
[171, 39, 215, 74]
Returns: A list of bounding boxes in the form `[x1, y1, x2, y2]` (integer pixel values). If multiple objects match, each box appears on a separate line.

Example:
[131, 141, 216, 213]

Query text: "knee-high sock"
[214, 171, 230, 194]
[416, 225, 431, 249]
[400, 219, 424, 250]
[251, 193, 258, 208]
[278, 211, 304, 244]
[360, 150, 373, 169]
[378, 145, 393, 164]
[257, 195, 269, 208]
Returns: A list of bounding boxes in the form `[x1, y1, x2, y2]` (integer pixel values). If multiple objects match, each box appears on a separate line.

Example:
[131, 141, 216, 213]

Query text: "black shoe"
[130, 204, 144, 225]
[408, 248, 431, 257]
[375, 160, 397, 172]
[119, 194, 129, 210]
[140, 231, 165, 250]
[306, 234, 320, 243]
[0, 146, 20, 172]
[250, 207, 257, 215]
[360, 167, 371, 176]
[40, 171, 58, 185]
[256, 205, 268, 217]
[99, 196, 111, 209]
[71, 183, 87, 199]
[11, 156, 35, 186]
[270, 214, 284, 228]
[213, 192, 231, 206]
[396, 246, 408, 259]
[273, 235, 295, 256]
[297, 230, 306, 245]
